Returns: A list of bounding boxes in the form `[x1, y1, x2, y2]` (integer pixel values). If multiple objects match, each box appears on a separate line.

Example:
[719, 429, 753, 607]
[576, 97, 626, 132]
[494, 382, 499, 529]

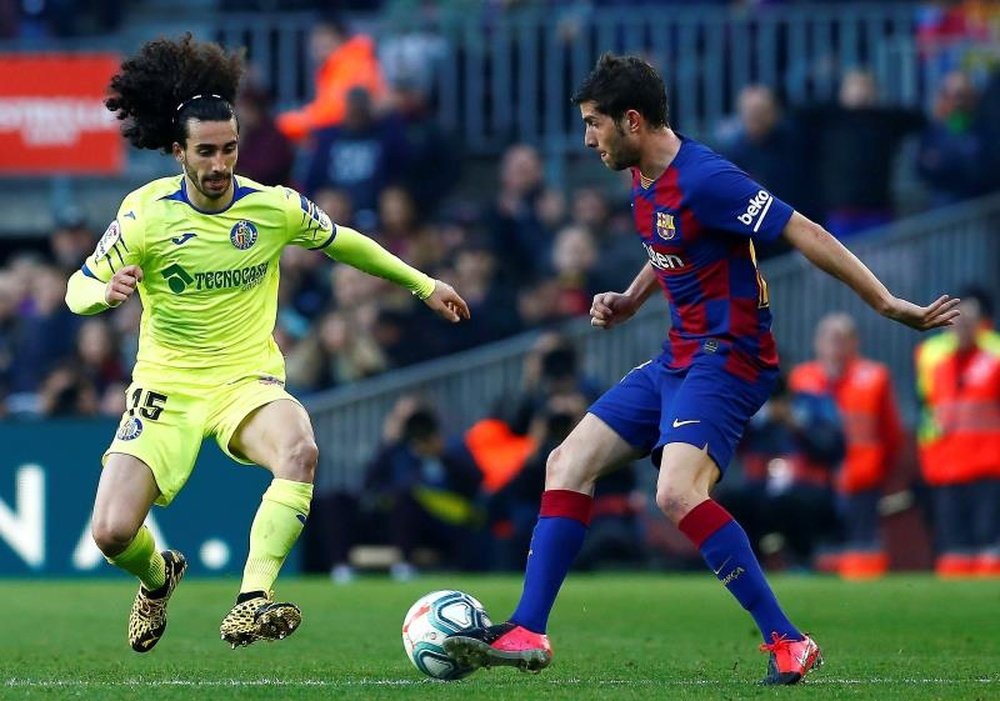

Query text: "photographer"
[363, 399, 485, 578]
[719, 376, 846, 569]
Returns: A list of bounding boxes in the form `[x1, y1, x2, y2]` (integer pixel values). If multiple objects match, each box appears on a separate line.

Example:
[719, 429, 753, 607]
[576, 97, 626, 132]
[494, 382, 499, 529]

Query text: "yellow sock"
[240, 478, 313, 594]
[107, 526, 166, 592]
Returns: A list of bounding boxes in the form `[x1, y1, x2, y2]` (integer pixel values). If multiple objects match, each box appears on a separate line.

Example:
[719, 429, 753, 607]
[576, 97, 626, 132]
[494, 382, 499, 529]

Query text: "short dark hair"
[105, 33, 245, 153]
[571, 53, 668, 127]
[541, 343, 578, 381]
[316, 11, 349, 38]
[403, 408, 440, 444]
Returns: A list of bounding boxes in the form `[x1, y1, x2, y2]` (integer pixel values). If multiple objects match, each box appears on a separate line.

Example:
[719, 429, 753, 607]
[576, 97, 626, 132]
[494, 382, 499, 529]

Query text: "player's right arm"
[65, 198, 146, 315]
[591, 262, 659, 329]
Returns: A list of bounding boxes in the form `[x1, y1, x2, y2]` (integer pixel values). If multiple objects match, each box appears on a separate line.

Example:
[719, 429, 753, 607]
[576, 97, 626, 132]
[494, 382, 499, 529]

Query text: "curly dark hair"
[106, 33, 245, 153]
[572, 53, 669, 128]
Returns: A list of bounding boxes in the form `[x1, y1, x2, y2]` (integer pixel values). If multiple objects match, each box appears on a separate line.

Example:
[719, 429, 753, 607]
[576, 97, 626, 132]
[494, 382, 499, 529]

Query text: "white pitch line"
[3, 677, 998, 688]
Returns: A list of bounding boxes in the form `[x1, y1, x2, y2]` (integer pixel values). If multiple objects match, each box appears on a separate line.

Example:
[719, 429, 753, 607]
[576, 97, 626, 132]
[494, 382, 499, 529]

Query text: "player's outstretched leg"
[759, 632, 824, 685]
[128, 549, 188, 652]
[445, 415, 635, 674]
[443, 488, 589, 673]
[220, 591, 302, 648]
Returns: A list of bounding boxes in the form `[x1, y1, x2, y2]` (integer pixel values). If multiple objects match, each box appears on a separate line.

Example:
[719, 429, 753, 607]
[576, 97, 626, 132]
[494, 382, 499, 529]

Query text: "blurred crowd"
[3, 12, 1000, 418]
[715, 67, 1000, 239]
[4, 0, 953, 40]
[0, 5, 996, 575]
[309, 333, 649, 581]
[309, 294, 998, 580]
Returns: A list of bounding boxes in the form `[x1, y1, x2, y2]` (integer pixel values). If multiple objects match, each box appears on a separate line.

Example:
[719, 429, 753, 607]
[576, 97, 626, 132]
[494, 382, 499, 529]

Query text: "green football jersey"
[82, 175, 335, 383]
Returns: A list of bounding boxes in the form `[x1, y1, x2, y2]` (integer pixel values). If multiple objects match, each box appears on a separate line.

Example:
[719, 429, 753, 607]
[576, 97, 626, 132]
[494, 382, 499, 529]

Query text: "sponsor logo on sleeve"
[94, 220, 121, 259]
[299, 194, 332, 231]
[736, 189, 774, 232]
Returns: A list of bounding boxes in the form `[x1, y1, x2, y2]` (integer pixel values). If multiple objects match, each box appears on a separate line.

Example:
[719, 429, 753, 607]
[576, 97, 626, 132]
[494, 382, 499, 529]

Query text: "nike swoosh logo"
[712, 557, 731, 576]
[672, 419, 700, 428]
[170, 233, 197, 245]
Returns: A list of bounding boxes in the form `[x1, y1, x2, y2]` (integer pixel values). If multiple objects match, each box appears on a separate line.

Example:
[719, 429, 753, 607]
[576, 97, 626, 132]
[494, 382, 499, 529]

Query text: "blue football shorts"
[588, 353, 778, 475]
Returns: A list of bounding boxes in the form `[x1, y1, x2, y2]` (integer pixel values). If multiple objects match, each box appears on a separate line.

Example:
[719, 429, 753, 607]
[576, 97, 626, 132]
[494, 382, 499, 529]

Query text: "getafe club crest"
[230, 220, 258, 250]
[116, 416, 143, 441]
[655, 211, 677, 240]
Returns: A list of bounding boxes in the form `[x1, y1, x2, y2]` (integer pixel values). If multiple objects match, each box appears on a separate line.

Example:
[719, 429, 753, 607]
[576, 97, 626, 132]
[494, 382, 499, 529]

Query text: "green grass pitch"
[2, 574, 998, 700]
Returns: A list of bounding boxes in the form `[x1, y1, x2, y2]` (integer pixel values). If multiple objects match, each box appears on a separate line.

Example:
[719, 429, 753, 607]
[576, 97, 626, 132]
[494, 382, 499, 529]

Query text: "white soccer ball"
[401, 589, 491, 680]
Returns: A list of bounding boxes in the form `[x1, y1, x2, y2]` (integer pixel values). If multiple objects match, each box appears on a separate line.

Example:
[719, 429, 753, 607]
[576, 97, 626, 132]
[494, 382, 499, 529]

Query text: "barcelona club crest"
[230, 220, 258, 250]
[655, 211, 677, 240]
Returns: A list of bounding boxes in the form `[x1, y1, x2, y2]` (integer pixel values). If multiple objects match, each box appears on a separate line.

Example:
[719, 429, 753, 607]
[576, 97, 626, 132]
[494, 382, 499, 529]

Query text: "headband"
[174, 93, 233, 119]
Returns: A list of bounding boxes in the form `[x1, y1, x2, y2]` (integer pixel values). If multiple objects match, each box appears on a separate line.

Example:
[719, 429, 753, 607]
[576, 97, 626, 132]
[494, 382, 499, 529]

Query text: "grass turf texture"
[2, 574, 997, 700]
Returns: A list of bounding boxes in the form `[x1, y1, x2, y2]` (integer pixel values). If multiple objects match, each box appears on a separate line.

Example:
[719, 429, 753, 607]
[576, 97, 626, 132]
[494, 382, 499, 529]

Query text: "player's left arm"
[326, 226, 470, 323]
[782, 211, 960, 331]
[284, 188, 469, 322]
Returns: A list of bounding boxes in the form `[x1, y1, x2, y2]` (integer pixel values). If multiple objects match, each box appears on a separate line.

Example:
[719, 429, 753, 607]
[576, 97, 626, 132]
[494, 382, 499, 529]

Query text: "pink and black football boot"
[759, 632, 824, 685]
[443, 622, 552, 673]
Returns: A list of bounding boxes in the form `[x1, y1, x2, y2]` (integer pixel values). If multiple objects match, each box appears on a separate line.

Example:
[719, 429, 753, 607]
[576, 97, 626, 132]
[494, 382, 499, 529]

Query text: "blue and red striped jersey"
[631, 135, 793, 381]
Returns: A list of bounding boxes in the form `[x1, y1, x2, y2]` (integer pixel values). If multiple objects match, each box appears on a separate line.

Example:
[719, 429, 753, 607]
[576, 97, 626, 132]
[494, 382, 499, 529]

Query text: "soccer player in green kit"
[64, 35, 470, 652]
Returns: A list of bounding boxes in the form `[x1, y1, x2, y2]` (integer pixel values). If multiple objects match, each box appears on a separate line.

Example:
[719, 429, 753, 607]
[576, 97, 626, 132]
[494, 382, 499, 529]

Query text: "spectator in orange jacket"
[916, 288, 1000, 577]
[277, 15, 386, 143]
[790, 313, 903, 578]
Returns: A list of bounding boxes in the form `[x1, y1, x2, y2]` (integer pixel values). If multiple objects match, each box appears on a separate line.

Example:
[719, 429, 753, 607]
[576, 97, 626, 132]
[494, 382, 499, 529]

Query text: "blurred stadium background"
[0, 0, 997, 592]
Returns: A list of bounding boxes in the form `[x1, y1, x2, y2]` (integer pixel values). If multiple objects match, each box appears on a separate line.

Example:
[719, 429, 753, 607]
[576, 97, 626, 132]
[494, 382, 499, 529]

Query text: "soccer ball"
[401, 590, 491, 680]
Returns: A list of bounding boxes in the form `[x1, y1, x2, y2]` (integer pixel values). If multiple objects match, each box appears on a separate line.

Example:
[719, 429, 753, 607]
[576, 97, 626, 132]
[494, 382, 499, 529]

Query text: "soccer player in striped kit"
[445, 53, 959, 685]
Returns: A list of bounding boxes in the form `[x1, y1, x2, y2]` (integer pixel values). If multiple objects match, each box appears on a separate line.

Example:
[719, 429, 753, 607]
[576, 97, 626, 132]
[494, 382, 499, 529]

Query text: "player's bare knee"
[91, 516, 139, 556]
[544, 443, 594, 491]
[654, 483, 688, 524]
[277, 437, 318, 483]
[654, 474, 705, 524]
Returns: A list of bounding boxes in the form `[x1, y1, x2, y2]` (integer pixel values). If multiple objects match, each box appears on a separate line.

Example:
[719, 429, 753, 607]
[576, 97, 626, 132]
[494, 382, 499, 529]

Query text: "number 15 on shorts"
[128, 387, 169, 421]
